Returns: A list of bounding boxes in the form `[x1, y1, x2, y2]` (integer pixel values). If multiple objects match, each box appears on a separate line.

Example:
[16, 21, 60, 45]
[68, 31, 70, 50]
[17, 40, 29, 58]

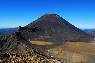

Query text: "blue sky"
[0, 0, 95, 29]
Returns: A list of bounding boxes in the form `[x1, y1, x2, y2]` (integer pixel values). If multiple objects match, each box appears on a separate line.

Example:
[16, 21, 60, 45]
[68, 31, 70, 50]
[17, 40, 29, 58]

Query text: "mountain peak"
[43, 14, 59, 16]
[42, 14, 61, 19]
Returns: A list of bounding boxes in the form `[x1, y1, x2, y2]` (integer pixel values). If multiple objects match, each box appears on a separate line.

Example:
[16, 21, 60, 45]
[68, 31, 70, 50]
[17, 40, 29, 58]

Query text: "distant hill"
[83, 29, 95, 37]
[0, 28, 17, 35]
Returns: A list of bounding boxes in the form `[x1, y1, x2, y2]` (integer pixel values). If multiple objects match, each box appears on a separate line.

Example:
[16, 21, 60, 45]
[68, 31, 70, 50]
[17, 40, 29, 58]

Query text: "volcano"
[0, 14, 94, 63]
[26, 14, 93, 43]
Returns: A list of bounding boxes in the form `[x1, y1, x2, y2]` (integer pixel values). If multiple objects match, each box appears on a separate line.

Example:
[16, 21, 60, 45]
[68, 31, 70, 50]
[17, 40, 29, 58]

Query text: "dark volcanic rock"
[26, 14, 94, 42]
[0, 26, 40, 53]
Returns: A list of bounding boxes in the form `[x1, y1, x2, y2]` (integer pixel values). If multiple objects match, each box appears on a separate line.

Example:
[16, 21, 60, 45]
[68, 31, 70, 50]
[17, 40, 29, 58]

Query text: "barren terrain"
[47, 42, 95, 63]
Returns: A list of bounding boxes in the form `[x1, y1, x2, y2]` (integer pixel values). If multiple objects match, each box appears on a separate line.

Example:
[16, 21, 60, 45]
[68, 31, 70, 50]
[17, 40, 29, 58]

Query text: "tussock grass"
[31, 41, 53, 45]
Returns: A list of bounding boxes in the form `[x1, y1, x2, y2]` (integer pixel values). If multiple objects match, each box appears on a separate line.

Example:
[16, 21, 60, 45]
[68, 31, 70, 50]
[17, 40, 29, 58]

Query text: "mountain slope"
[26, 14, 93, 43]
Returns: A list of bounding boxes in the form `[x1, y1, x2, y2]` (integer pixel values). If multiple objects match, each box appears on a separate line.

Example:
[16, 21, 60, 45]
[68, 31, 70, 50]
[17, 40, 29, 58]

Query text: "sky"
[0, 0, 95, 29]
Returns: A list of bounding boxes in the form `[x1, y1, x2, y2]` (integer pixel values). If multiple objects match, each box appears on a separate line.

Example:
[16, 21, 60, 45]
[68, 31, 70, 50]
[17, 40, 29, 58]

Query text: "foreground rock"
[0, 47, 62, 63]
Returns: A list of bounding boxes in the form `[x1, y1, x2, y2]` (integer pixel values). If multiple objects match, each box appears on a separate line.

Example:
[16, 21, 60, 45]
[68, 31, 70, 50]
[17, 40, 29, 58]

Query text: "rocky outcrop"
[0, 27, 62, 63]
